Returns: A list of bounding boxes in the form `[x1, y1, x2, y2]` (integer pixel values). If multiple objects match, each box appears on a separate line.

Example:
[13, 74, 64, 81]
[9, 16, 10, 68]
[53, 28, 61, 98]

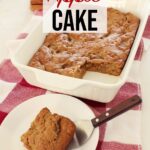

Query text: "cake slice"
[21, 108, 76, 150]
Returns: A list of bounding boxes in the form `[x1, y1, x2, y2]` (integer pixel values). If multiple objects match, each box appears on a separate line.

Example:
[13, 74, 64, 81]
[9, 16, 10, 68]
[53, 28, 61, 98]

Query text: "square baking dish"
[10, 0, 149, 103]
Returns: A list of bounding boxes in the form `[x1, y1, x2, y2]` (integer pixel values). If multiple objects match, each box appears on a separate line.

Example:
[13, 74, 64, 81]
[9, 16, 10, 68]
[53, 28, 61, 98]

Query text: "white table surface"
[0, 1, 150, 150]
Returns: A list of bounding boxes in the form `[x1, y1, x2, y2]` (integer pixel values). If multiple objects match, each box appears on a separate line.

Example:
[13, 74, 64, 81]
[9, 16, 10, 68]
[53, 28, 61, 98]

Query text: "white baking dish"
[10, 0, 149, 103]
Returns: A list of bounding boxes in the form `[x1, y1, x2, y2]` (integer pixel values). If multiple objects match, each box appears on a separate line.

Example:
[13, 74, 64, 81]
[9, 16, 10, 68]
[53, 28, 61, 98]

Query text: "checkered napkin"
[0, 13, 150, 150]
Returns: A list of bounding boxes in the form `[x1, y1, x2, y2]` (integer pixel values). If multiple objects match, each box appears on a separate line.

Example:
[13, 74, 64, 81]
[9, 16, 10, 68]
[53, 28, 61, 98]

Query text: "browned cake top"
[21, 108, 76, 150]
[29, 8, 140, 77]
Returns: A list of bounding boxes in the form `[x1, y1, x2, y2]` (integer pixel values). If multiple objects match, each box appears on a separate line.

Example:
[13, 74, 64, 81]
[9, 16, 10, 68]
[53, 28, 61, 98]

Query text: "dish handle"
[7, 16, 42, 57]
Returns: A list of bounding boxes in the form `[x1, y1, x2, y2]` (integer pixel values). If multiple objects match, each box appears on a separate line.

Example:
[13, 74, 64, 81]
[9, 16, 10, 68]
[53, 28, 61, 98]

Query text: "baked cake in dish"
[21, 108, 76, 150]
[29, 8, 140, 78]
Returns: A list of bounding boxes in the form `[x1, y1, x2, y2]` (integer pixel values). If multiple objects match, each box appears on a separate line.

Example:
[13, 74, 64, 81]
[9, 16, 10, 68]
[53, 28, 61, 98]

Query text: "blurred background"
[0, 0, 32, 62]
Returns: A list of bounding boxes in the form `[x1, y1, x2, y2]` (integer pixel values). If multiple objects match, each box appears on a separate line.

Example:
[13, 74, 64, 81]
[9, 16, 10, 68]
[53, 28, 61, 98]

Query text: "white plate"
[0, 94, 99, 150]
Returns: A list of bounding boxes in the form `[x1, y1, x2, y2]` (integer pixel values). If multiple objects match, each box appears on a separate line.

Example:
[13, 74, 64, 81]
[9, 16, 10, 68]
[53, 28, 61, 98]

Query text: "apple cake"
[28, 8, 140, 78]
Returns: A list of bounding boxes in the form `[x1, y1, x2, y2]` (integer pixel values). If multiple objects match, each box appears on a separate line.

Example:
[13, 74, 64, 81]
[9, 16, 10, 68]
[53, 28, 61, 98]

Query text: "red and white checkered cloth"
[0, 11, 150, 149]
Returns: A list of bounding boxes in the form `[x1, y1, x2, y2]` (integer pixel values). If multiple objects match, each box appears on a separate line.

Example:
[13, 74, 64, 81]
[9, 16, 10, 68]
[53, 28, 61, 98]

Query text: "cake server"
[69, 95, 142, 148]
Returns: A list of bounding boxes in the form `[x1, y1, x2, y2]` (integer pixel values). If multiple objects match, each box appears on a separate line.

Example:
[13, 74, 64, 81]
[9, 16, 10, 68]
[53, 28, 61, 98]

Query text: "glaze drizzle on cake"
[29, 8, 140, 78]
